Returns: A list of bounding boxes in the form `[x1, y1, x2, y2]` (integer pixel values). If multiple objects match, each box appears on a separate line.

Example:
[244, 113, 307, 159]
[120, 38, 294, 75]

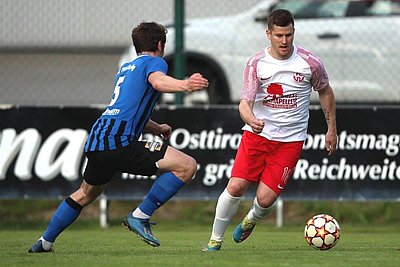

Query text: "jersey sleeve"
[241, 56, 259, 101]
[146, 57, 168, 77]
[297, 46, 329, 91]
[310, 56, 329, 91]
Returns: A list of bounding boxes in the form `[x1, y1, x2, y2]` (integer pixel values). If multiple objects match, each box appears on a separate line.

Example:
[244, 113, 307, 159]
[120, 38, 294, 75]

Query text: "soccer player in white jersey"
[203, 9, 337, 251]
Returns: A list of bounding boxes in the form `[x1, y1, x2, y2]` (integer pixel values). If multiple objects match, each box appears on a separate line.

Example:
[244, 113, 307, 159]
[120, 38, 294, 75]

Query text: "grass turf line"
[1, 224, 400, 267]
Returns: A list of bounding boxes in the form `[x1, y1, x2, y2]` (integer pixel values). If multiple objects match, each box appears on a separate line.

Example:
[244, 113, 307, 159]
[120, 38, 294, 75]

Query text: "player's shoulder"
[247, 48, 267, 66]
[133, 54, 164, 64]
[146, 55, 168, 69]
[296, 46, 322, 62]
[134, 55, 168, 72]
[295, 45, 326, 69]
[118, 60, 137, 75]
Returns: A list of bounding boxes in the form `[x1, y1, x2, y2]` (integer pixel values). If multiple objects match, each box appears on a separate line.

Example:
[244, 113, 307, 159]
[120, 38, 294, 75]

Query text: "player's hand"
[158, 124, 172, 139]
[249, 118, 265, 134]
[186, 73, 209, 92]
[325, 131, 337, 156]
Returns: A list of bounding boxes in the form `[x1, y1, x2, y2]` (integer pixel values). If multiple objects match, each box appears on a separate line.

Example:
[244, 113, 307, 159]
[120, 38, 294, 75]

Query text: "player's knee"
[226, 183, 246, 197]
[256, 195, 277, 208]
[180, 156, 197, 182]
[73, 183, 102, 206]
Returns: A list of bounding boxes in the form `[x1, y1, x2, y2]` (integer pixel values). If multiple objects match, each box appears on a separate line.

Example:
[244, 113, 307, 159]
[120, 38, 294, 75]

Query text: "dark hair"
[131, 22, 167, 54]
[267, 9, 294, 30]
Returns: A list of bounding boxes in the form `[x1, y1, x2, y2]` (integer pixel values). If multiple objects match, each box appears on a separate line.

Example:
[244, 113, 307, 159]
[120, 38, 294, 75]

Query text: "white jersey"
[241, 45, 329, 142]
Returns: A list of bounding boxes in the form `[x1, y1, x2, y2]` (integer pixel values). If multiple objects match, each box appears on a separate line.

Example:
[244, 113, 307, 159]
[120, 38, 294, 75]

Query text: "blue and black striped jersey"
[84, 54, 168, 152]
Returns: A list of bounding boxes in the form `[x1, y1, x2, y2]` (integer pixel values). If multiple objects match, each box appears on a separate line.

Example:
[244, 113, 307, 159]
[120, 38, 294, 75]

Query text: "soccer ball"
[304, 214, 340, 250]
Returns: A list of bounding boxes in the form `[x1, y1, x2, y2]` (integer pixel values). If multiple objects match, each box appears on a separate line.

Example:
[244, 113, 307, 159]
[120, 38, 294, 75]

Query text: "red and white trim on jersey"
[241, 45, 329, 142]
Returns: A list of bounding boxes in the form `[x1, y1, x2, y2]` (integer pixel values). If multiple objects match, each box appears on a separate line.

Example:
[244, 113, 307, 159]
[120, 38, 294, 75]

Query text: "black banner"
[0, 105, 399, 200]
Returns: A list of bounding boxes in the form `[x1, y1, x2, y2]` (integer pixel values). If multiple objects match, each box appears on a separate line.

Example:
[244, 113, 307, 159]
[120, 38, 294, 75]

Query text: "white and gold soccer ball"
[304, 214, 341, 250]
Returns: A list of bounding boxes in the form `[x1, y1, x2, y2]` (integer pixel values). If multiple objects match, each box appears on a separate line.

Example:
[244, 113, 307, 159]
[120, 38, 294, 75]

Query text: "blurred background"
[0, 0, 259, 106]
[1, 0, 399, 106]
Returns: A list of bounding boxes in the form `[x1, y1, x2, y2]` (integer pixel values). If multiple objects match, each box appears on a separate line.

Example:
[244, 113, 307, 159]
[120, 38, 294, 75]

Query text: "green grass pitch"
[1, 223, 399, 267]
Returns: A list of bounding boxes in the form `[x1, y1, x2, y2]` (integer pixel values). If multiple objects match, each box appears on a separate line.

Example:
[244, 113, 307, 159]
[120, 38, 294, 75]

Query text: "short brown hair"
[267, 9, 294, 30]
[131, 22, 167, 54]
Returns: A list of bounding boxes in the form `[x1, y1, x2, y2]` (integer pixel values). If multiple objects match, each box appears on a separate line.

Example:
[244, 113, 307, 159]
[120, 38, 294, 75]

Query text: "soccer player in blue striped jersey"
[28, 22, 209, 252]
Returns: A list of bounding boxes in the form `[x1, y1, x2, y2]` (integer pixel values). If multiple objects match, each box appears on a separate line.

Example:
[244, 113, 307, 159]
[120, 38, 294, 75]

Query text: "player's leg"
[232, 183, 276, 243]
[203, 131, 263, 251]
[123, 142, 196, 247]
[134, 145, 197, 218]
[28, 181, 107, 253]
[28, 151, 112, 253]
[248, 183, 277, 221]
[233, 140, 304, 243]
[202, 177, 251, 251]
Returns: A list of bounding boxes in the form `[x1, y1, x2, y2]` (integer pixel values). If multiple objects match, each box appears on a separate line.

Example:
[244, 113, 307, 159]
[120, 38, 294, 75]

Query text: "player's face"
[267, 24, 295, 60]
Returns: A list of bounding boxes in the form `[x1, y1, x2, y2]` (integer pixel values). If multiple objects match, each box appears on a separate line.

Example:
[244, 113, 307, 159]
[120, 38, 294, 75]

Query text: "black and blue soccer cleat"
[122, 213, 160, 247]
[28, 239, 53, 253]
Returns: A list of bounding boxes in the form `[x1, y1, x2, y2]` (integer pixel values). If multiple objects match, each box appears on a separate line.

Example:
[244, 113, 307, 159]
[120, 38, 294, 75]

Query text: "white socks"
[40, 237, 53, 251]
[209, 191, 274, 242]
[247, 197, 273, 222]
[132, 208, 150, 219]
[210, 189, 241, 242]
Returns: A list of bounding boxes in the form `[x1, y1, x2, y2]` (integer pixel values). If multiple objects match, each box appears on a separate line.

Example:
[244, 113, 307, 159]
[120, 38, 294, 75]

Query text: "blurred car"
[119, 0, 400, 104]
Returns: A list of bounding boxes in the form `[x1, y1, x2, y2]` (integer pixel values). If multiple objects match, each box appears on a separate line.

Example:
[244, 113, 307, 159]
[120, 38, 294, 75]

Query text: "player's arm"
[239, 55, 264, 134]
[148, 71, 209, 93]
[239, 99, 265, 134]
[318, 83, 337, 155]
[144, 119, 172, 139]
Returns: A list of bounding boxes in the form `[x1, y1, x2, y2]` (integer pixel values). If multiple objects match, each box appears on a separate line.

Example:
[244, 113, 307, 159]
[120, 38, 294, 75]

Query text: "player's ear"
[266, 29, 271, 40]
[156, 41, 165, 56]
[157, 41, 164, 51]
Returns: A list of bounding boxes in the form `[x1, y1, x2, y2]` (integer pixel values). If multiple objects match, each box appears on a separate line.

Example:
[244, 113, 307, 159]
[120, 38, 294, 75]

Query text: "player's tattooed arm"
[318, 84, 337, 155]
[322, 107, 334, 128]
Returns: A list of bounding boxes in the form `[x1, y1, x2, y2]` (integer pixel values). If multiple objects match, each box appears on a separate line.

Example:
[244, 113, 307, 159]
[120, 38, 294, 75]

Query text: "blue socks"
[138, 172, 185, 216]
[41, 173, 185, 242]
[43, 197, 82, 242]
